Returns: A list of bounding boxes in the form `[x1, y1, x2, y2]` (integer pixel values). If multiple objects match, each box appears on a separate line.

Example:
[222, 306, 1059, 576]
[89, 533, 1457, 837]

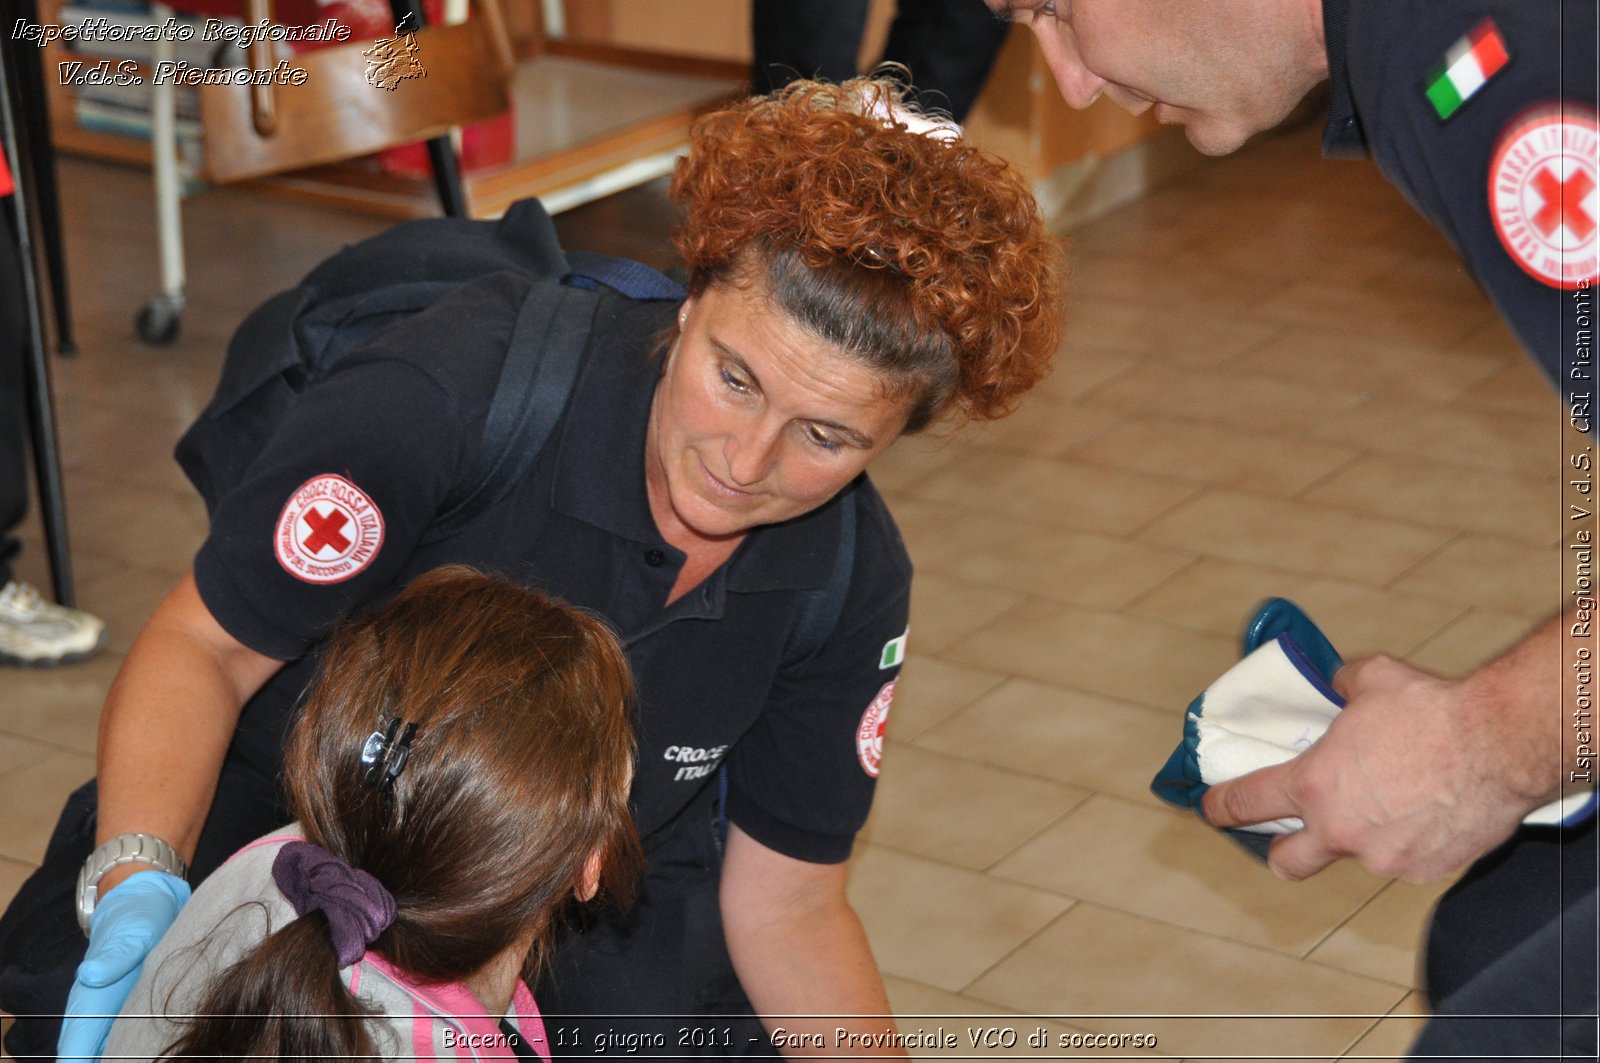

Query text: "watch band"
[76, 832, 189, 934]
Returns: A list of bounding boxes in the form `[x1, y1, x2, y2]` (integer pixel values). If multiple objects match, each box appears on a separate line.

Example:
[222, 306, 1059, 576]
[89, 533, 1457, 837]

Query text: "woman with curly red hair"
[11, 77, 1063, 1061]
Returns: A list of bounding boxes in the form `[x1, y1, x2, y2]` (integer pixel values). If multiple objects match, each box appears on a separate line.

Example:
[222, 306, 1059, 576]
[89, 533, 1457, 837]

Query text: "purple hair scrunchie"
[271, 840, 397, 968]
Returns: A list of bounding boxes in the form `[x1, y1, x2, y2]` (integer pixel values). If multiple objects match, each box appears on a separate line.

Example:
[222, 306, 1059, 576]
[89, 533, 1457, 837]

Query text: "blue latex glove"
[59, 870, 191, 1063]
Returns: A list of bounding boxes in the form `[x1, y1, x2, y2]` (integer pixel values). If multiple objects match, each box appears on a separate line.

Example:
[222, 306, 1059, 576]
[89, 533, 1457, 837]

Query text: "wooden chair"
[198, 0, 515, 184]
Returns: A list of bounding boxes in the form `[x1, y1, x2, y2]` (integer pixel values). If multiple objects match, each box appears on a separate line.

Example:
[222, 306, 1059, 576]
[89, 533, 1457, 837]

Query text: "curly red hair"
[669, 77, 1064, 430]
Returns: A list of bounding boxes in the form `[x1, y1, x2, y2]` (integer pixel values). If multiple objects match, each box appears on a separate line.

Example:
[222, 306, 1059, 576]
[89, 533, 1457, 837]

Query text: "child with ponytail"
[103, 565, 641, 1061]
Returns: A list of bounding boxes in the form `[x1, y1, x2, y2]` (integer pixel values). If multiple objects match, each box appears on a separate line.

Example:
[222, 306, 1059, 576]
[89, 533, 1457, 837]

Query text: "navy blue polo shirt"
[1324, 0, 1597, 390]
[195, 272, 912, 864]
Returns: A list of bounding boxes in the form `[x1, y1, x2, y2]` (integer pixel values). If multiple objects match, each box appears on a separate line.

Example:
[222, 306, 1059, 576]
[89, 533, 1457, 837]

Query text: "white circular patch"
[1489, 108, 1600, 290]
[855, 679, 896, 778]
[273, 474, 385, 585]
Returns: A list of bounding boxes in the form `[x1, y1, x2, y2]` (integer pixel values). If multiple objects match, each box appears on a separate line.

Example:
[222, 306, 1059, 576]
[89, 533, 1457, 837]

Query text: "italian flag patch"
[1425, 19, 1509, 120]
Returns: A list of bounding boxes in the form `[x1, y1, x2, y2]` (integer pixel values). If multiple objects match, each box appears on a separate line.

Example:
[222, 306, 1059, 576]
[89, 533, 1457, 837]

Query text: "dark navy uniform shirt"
[1324, 0, 1597, 390]
[194, 272, 912, 864]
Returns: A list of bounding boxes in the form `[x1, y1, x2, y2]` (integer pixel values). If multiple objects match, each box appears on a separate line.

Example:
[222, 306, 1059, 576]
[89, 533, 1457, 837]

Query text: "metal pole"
[0, 33, 75, 606]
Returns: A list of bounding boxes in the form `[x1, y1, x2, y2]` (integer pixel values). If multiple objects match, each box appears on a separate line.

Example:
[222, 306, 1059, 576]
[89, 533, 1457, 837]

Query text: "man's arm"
[720, 824, 906, 1059]
[94, 571, 282, 894]
[1204, 611, 1585, 883]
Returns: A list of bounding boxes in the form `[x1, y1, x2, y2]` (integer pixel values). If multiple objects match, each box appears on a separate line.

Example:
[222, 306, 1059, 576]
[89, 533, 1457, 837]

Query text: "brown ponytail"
[158, 565, 641, 1058]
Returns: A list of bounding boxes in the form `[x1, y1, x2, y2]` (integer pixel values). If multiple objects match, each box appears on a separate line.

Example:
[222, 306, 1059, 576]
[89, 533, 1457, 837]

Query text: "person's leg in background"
[878, 0, 1009, 123]
[749, 0, 1008, 124]
[0, 184, 106, 666]
[749, 0, 871, 96]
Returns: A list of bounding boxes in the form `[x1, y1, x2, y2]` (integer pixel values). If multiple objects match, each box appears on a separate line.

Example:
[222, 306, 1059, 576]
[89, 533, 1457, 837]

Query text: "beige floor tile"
[938, 600, 1237, 714]
[1068, 250, 1286, 313]
[861, 743, 1088, 871]
[78, 566, 186, 658]
[881, 977, 1161, 1061]
[880, 493, 965, 548]
[1403, 609, 1538, 677]
[1365, 247, 1495, 305]
[846, 844, 1073, 993]
[0, 652, 120, 754]
[1082, 364, 1367, 437]
[65, 474, 207, 581]
[57, 398, 194, 497]
[1450, 317, 1525, 360]
[0, 735, 57, 776]
[1311, 395, 1555, 476]
[966, 905, 1407, 1060]
[992, 795, 1389, 955]
[1300, 453, 1559, 547]
[1455, 359, 1566, 417]
[1180, 222, 1409, 295]
[0, 857, 37, 921]
[965, 402, 1126, 459]
[1247, 280, 1494, 350]
[1390, 535, 1562, 619]
[1231, 331, 1503, 401]
[1069, 418, 1358, 498]
[1138, 491, 1455, 587]
[1029, 344, 1143, 404]
[907, 573, 1029, 657]
[0, 751, 96, 864]
[888, 656, 1010, 742]
[1337, 992, 1429, 1061]
[1060, 297, 1280, 364]
[1308, 879, 1453, 988]
[873, 433, 984, 494]
[915, 679, 1177, 807]
[51, 340, 225, 427]
[1124, 558, 1464, 658]
[910, 450, 1200, 538]
[1069, 211, 1211, 266]
[906, 510, 1195, 610]
[10, 523, 130, 590]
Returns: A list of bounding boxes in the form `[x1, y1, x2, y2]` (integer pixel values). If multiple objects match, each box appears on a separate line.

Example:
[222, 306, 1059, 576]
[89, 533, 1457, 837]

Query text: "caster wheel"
[136, 297, 181, 345]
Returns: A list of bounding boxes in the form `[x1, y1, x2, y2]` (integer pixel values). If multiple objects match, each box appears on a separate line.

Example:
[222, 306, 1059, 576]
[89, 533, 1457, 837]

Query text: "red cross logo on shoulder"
[1490, 108, 1600, 289]
[856, 679, 896, 778]
[274, 474, 386, 585]
[301, 507, 352, 555]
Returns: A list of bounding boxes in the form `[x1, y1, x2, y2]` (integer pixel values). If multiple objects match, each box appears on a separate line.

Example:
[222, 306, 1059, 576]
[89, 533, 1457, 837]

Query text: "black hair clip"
[360, 718, 418, 791]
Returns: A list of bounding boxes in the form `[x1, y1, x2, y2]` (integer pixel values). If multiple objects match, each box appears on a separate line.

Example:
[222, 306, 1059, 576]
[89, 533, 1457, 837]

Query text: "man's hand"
[1202, 654, 1542, 884]
[58, 870, 191, 1063]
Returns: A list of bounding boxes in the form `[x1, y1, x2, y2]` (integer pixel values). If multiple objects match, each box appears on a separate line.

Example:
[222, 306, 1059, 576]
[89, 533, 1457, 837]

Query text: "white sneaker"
[0, 580, 108, 666]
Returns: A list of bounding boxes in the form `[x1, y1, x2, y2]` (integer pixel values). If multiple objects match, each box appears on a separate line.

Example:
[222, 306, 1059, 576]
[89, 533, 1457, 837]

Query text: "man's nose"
[1036, 26, 1106, 109]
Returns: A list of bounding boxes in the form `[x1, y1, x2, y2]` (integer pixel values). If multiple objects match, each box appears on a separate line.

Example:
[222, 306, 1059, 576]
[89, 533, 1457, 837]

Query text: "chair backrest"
[198, 6, 512, 184]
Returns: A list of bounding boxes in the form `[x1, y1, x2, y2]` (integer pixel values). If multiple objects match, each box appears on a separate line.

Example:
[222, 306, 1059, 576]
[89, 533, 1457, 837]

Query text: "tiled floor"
[1, 116, 1562, 1062]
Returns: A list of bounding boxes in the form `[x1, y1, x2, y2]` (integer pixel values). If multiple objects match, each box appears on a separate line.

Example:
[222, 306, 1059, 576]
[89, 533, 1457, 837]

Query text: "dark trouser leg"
[1411, 817, 1599, 1061]
[0, 755, 289, 1061]
[536, 793, 778, 1062]
[877, 0, 1011, 123]
[749, 0, 869, 95]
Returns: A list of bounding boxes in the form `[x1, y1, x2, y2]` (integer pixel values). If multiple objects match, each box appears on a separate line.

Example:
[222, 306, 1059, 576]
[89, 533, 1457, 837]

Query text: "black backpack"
[174, 197, 686, 540]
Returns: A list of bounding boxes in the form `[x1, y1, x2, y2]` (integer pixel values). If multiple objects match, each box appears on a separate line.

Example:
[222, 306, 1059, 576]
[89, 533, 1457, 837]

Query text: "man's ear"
[576, 849, 605, 902]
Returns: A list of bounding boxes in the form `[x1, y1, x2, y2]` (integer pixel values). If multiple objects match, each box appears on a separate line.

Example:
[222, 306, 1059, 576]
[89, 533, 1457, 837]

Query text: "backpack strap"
[790, 486, 858, 662]
[564, 251, 690, 301]
[423, 259, 685, 542]
[714, 486, 859, 853]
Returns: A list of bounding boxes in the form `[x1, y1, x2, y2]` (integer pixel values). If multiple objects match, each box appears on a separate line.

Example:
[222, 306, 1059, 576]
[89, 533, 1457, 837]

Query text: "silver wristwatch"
[76, 833, 189, 934]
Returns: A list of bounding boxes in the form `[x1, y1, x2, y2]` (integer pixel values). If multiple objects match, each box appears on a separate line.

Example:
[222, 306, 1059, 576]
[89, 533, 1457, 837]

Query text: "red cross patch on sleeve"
[274, 474, 386, 584]
[1489, 107, 1599, 289]
[855, 679, 896, 778]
